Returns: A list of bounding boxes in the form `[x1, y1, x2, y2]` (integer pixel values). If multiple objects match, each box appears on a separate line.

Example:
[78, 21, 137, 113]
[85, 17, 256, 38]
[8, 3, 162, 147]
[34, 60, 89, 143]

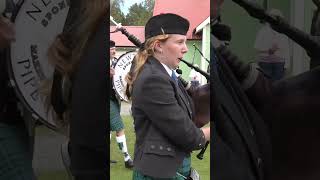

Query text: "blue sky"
[121, 0, 146, 15]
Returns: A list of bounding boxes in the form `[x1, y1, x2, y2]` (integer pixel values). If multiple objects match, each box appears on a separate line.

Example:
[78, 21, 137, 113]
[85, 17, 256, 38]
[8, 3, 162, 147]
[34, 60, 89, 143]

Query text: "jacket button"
[150, 145, 155, 149]
[167, 147, 171, 151]
[250, 129, 255, 136]
[257, 157, 262, 166]
[159, 146, 163, 150]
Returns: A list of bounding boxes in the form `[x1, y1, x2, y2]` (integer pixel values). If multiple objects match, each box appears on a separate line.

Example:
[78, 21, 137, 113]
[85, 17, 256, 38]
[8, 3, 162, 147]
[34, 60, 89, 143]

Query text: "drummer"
[109, 40, 134, 168]
[0, 9, 36, 180]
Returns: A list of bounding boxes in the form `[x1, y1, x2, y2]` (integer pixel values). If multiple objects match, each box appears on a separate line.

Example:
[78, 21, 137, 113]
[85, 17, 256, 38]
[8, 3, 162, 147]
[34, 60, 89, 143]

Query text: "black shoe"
[124, 159, 134, 168]
[110, 160, 117, 164]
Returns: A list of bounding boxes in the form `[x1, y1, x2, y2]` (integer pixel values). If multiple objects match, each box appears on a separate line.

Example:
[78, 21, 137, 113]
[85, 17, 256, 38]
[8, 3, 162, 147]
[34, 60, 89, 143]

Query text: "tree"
[111, 0, 126, 25]
[125, 0, 155, 26]
[110, 0, 155, 26]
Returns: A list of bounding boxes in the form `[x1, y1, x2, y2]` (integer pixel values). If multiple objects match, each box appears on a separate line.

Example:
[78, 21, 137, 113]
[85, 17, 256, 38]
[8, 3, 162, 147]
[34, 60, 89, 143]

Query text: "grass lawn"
[110, 115, 210, 180]
[37, 170, 70, 180]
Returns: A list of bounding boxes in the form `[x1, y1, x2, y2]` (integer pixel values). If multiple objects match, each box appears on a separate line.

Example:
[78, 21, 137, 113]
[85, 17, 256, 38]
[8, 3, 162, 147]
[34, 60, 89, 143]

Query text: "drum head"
[8, 0, 69, 131]
[112, 51, 136, 102]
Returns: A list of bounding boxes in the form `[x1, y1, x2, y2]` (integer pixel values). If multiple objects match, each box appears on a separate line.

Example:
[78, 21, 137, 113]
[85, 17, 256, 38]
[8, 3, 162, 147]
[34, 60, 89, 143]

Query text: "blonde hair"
[126, 34, 169, 99]
[42, 0, 107, 129]
[49, 1, 107, 76]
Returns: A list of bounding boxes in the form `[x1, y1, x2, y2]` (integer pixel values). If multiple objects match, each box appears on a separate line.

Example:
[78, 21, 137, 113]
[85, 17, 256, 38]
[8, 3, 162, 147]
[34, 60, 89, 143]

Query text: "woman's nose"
[182, 43, 188, 53]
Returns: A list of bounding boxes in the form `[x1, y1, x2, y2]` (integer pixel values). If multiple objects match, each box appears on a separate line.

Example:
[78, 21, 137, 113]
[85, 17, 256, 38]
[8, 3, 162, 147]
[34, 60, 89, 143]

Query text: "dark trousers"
[258, 62, 285, 81]
[0, 122, 35, 180]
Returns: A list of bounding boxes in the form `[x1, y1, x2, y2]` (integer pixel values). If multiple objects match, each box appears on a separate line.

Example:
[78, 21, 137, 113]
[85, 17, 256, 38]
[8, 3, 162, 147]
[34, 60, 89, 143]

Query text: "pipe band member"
[126, 13, 210, 179]
[109, 40, 134, 168]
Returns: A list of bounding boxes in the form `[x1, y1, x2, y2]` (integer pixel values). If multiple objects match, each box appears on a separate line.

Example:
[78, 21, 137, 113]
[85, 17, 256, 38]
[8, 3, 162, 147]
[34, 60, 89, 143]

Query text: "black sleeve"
[212, 132, 256, 180]
[69, 20, 108, 180]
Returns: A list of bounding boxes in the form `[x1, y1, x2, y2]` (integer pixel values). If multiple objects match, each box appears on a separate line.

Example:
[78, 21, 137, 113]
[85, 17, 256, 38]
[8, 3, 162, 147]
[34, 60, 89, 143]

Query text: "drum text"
[17, 59, 39, 101]
[25, 0, 69, 27]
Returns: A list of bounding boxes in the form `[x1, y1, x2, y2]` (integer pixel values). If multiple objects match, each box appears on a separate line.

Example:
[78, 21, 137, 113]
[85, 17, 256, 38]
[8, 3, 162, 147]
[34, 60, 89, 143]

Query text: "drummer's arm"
[0, 16, 15, 49]
[110, 67, 115, 77]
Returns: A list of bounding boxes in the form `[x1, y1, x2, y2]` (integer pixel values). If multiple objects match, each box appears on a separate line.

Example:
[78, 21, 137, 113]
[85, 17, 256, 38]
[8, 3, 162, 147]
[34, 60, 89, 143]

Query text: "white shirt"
[110, 57, 117, 67]
[254, 24, 290, 68]
[160, 63, 178, 78]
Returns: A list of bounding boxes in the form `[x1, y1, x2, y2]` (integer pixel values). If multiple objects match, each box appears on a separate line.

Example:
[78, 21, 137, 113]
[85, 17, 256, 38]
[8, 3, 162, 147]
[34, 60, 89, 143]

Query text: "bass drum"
[112, 51, 136, 102]
[8, 0, 69, 131]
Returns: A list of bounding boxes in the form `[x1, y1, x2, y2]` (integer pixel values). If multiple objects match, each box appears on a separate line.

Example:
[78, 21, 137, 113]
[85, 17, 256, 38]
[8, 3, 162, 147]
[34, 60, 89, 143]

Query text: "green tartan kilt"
[110, 99, 124, 131]
[132, 156, 191, 180]
[0, 122, 34, 180]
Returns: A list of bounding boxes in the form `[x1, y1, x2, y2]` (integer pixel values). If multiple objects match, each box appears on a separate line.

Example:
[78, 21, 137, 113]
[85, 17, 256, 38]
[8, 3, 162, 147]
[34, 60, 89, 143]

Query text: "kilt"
[132, 155, 191, 180]
[110, 99, 124, 132]
[0, 122, 34, 180]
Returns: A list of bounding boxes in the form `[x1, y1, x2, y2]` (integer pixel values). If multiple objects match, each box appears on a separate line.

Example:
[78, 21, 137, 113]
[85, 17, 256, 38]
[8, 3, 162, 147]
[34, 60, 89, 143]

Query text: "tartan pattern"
[0, 123, 34, 180]
[132, 156, 191, 180]
[110, 100, 124, 131]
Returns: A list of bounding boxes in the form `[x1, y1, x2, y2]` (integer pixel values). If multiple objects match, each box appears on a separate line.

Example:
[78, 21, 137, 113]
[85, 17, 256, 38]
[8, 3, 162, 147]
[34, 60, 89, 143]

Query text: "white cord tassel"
[176, 172, 188, 180]
[110, 16, 122, 29]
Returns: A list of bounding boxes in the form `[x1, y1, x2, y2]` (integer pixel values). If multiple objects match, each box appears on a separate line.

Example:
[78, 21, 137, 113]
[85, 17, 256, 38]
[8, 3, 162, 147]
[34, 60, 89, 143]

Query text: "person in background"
[109, 40, 134, 168]
[0, 5, 36, 180]
[254, 9, 290, 81]
[189, 64, 201, 87]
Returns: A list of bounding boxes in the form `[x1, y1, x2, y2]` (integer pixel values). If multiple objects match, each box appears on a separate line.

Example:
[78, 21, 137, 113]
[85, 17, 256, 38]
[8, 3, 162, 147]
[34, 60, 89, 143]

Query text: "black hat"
[110, 40, 115, 48]
[145, 13, 190, 39]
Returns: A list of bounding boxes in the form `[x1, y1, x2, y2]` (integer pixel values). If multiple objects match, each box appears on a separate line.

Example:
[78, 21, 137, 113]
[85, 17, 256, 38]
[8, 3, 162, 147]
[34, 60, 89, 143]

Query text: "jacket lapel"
[149, 57, 193, 118]
[213, 67, 261, 173]
[176, 81, 193, 118]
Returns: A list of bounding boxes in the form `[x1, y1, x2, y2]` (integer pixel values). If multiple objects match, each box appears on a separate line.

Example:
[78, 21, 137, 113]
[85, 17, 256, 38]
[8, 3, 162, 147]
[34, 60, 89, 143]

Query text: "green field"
[110, 115, 210, 180]
[38, 170, 70, 180]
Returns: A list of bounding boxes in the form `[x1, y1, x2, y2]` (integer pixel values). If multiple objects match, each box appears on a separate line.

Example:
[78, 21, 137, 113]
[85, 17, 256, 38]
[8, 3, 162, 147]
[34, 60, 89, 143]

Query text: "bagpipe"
[231, 0, 320, 69]
[215, 1, 320, 179]
[110, 16, 210, 159]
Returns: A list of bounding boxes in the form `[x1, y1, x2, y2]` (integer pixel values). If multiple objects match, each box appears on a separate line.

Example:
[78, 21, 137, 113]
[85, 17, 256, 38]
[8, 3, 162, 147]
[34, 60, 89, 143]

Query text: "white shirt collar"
[160, 62, 174, 77]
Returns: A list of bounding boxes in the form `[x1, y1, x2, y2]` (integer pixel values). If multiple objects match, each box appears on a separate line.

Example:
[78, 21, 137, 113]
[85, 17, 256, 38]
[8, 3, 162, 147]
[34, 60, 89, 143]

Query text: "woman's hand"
[201, 127, 210, 141]
[0, 16, 15, 49]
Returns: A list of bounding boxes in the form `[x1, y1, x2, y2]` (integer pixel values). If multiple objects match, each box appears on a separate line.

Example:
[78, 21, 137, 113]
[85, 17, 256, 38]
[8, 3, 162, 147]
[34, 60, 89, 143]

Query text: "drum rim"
[6, 0, 65, 131]
[112, 50, 136, 102]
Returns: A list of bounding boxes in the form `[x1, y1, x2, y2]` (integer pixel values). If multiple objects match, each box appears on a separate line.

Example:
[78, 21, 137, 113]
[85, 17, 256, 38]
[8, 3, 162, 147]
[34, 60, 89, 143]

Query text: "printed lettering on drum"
[25, 0, 70, 27]
[9, 0, 69, 129]
[113, 51, 137, 102]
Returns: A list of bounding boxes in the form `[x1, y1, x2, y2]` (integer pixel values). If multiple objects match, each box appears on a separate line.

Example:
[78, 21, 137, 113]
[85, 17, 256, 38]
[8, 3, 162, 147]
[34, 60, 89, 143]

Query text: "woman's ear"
[154, 40, 162, 53]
